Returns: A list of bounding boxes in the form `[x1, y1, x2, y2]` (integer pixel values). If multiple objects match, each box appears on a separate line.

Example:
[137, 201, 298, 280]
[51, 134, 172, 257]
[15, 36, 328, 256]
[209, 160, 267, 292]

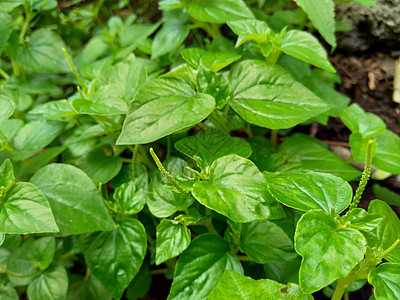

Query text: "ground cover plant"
[0, 0, 400, 299]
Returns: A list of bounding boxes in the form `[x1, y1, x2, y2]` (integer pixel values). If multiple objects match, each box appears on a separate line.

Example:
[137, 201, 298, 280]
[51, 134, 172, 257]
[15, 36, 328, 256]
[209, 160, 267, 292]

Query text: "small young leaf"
[196, 67, 231, 109]
[83, 219, 147, 300]
[117, 78, 215, 145]
[227, 19, 271, 47]
[30, 164, 115, 236]
[0, 95, 14, 125]
[0, 159, 14, 188]
[240, 220, 297, 263]
[229, 60, 328, 129]
[155, 219, 191, 265]
[114, 173, 148, 215]
[368, 263, 400, 300]
[264, 171, 352, 214]
[295, 210, 366, 293]
[207, 270, 312, 299]
[192, 155, 285, 223]
[0, 183, 59, 234]
[27, 264, 69, 300]
[168, 234, 230, 300]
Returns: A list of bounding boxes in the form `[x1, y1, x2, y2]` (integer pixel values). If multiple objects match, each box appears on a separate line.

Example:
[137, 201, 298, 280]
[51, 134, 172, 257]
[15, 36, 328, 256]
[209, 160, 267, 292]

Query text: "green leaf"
[75, 144, 123, 185]
[278, 30, 335, 72]
[27, 264, 68, 300]
[372, 184, 400, 207]
[196, 67, 231, 109]
[340, 104, 386, 138]
[274, 133, 360, 181]
[29, 100, 76, 119]
[71, 99, 127, 116]
[168, 234, 230, 300]
[0, 12, 12, 55]
[83, 219, 147, 299]
[152, 10, 190, 59]
[0, 119, 23, 144]
[0, 283, 18, 300]
[293, 0, 336, 48]
[114, 173, 148, 215]
[229, 60, 328, 129]
[118, 22, 161, 49]
[12, 120, 67, 161]
[30, 164, 115, 236]
[192, 155, 285, 223]
[0, 159, 14, 188]
[368, 200, 400, 262]
[240, 220, 297, 263]
[0, 183, 58, 234]
[264, 171, 352, 214]
[0, 0, 24, 12]
[185, 0, 254, 24]
[175, 130, 252, 170]
[342, 208, 383, 232]
[373, 130, 400, 175]
[117, 78, 215, 145]
[155, 219, 191, 265]
[29, 0, 58, 10]
[67, 274, 111, 300]
[125, 262, 152, 300]
[263, 257, 302, 284]
[207, 270, 311, 299]
[147, 157, 195, 217]
[181, 48, 241, 72]
[368, 263, 400, 300]
[227, 19, 272, 47]
[295, 210, 366, 293]
[7, 237, 55, 285]
[0, 95, 15, 125]
[12, 29, 70, 73]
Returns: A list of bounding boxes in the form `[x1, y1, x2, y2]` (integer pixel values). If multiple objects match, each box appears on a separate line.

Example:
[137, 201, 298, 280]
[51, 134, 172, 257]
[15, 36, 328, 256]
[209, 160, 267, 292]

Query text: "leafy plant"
[1, 0, 400, 299]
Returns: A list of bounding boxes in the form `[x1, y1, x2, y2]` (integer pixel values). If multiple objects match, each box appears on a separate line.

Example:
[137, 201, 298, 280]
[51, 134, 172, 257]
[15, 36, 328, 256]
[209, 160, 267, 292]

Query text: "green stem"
[19, 8, 33, 44]
[11, 60, 20, 76]
[270, 129, 279, 146]
[350, 140, 373, 210]
[62, 48, 86, 89]
[0, 67, 9, 80]
[150, 268, 168, 275]
[197, 122, 208, 131]
[236, 255, 254, 262]
[378, 239, 400, 261]
[186, 166, 206, 180]
[332, 273, 359, 300]
[203, 217, 218, 235]
[3, 269, 41, 278]
[131, 144, 139, 179]
[131, 145, 155, 171]
[149, 148, 186, 194]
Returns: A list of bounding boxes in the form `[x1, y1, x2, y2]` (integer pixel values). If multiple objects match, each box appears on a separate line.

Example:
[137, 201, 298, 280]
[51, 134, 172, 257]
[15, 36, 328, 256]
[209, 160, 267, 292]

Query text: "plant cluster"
[0, 0, 399, 299]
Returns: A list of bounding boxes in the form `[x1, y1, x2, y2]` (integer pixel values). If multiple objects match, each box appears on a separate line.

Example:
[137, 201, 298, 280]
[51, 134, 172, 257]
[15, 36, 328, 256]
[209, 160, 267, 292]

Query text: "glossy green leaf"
[196, 67, 231, 109]
[372, 184, 400, 207]
[274, 133, 360, 181]
[147, 157, 195, 218]
[192, 155, 285, 223]
[373, 130, 400, 174]
[263, 257, 302, 284]
[168, 234, 230, 300]
[0, 159, 14, 188]
[0, 96, 15, 125]
[83, 219, 147, 299]
[13, 120, 67, 161]
[227, 19, 272, 47]
[340, 104, 386, 138]
[27, 264, 68, 300]
[0, 12, 12, 54]
[278, 30, 335, 72]
[30, 164, 115, 236]
[30, 0, 57, 10]
[71, 99, 127, 116]
[264, 171, 352, 214]
[185, 0, 254, 24]
[342, 208, 383, 232]
[368, 263, 400, 300]
[295, 210, 366, 293]
[175, 130, 252, 170]
[67, 274, 111, 300]
[368, 200, 400, 262]
[155, 219, 191, 265]
[181, 48, 241, 72]
[349, 133, 377, 163]
[29, 100, 76, 119]
[114, 173, 147, 215]
[207, 270, 311, 299]
[294, 0, 336, 48]
[7, 237, 55, 285]
[229, 60, 328, 129]
[117, 78, 215, 145]
[75, 144, 122, 185]
[12, 29, 70, 73]
[0, 183, 58, 234]
[240, 220, 297, 263]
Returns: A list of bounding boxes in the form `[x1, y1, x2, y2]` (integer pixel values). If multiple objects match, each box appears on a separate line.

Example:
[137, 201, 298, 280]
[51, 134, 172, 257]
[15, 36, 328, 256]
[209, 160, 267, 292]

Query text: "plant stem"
[19, 8, 33, 44]
[0, 67, 9, 80]
[236, 255, 254, 262]
[350, 140, 373, 210]
[378, 239, 400, 261]
[131, 144, 139, 179]
[150, 268, 168, 275]
[270, 129, 279, 146]
[62, 48, 86, 89]
[149, 148, 186, 194]
[186, 166, 206, 180]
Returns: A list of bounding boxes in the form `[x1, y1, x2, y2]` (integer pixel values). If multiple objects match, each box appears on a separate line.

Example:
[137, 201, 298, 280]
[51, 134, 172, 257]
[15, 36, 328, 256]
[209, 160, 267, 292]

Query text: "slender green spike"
[149, 148, 186, 195]
[62, 48, 86, 89]
[350, 140, 373, 210]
